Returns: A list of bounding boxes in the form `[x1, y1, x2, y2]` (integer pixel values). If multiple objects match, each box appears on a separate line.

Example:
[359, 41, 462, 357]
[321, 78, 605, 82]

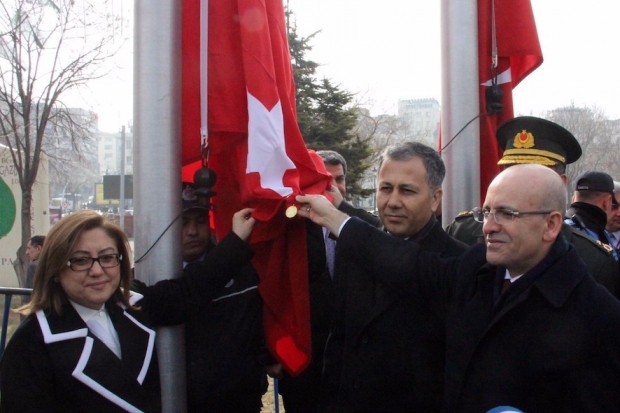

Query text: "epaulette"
[455, 210, 473, 219]
[569, 227, 613, 255]
[596, 240, 614, 253]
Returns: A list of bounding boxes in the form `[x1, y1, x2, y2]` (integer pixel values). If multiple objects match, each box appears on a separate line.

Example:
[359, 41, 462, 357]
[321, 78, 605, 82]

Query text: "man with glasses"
[447, 116, 618, 297]
[296, 163, 620, 412]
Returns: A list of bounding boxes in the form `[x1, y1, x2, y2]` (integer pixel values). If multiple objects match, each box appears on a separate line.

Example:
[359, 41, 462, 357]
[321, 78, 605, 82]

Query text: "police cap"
[496, 116, 582, 166]
[182, 182, 212, 212]
[575, 171, 619, 206]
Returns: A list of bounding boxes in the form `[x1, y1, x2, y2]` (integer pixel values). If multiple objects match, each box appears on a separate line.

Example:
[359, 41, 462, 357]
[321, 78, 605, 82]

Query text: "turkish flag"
[182, 0, 331, 375]
[478, 0, 542, 201]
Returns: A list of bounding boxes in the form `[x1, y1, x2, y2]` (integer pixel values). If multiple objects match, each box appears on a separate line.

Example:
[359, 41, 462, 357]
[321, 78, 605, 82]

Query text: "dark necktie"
[501, 278, 512, 294]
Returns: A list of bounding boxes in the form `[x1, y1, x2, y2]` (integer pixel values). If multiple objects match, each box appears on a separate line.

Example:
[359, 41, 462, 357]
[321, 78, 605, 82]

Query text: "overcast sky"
[287, 0, 620, 119]
[92, 0, 620, 132]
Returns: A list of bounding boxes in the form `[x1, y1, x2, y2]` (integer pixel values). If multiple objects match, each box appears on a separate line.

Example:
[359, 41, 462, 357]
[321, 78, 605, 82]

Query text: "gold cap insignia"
[513, 130, 535, 149]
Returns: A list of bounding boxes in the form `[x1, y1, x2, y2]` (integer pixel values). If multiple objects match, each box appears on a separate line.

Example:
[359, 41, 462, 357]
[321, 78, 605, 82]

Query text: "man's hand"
[327, 185, 343, 208]
[296, 194, 348, 236]
[232, 208, 255, 241]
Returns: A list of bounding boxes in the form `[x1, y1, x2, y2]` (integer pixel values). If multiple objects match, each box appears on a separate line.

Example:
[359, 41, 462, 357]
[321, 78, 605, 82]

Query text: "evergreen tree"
[286, 10, 373, 198]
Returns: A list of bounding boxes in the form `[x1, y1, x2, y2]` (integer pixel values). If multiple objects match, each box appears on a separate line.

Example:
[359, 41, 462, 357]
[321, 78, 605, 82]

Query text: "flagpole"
[134, 0, 187, 411]
[440, 0, 481, 224]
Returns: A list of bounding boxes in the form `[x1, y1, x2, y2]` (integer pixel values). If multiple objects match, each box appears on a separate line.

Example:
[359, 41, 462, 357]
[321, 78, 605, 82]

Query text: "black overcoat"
[321, 218, 467, 412]
[338, 217, 620, 412]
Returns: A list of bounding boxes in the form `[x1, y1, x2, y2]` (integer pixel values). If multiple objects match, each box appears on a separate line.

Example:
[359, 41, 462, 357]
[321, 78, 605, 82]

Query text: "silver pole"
[440, 0, 480, 225]
[119, 125, 126, 230]
[134, 0, 186, 411]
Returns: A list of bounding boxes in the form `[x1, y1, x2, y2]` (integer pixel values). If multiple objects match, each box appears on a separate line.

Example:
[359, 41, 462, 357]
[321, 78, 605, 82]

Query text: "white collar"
[504, 269, 524, 283]
[69, 300, 107, 323]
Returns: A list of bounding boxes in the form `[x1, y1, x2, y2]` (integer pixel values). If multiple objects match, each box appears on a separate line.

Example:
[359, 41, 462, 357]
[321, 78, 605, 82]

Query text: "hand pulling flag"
[182, 0, 332, 375]
[478, 0, 542, 201]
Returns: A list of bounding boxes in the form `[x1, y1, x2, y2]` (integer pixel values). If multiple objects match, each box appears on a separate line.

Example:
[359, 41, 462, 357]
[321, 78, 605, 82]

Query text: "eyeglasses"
[67, 254, 122, 271]
[472, 207, 554, 224]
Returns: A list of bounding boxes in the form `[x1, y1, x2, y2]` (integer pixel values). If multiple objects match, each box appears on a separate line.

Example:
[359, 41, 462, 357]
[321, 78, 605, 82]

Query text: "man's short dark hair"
[317, 150, 347, 176]
[29, 235, 45, 248]
[379, 141, 445, 193]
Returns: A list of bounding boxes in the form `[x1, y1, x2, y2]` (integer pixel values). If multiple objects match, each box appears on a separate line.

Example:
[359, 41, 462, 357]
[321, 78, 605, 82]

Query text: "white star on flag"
[246, 92, 296, 197]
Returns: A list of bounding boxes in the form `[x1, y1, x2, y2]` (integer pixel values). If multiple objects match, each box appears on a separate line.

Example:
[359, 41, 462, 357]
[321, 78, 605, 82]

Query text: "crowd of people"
[2, 115, 620, 412]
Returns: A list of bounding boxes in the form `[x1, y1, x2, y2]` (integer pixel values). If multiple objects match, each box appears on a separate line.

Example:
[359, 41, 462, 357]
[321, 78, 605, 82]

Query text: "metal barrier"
[0, 287, 32, 357]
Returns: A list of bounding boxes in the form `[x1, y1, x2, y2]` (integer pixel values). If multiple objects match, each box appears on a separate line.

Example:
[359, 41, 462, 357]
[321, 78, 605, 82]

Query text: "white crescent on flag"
[246, 91, 295, 197]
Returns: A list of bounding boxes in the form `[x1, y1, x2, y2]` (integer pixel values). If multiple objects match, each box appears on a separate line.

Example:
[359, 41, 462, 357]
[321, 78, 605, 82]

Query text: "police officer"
[446, 116, 619, 297]
[566, 171, 618, 259]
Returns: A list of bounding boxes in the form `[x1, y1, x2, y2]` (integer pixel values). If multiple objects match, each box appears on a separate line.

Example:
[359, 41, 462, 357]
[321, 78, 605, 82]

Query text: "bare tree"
[545, 103, 620, 194]
[0, 0, 123, 285]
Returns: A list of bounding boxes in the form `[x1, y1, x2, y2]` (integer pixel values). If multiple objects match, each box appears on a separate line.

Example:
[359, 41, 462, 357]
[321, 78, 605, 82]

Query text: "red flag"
[478, 0, 542, 201]
[182, 0, 331, 375]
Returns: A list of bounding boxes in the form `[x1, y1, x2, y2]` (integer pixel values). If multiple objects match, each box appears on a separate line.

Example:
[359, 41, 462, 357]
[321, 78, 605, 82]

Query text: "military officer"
[445, 116, 619, 297]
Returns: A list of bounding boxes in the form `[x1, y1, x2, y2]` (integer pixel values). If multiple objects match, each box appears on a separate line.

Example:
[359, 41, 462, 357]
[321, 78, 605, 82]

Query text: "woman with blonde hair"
[0, 208, 255, 412]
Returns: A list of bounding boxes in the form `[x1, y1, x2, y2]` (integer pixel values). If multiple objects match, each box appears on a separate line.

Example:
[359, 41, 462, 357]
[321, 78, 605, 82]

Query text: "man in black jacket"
[567, 170, 618, 256]
[181, 183, 267, 413]
[298, 164, 620, 412]
[274, 150, 380, 413]
[319, 142, 467, 412]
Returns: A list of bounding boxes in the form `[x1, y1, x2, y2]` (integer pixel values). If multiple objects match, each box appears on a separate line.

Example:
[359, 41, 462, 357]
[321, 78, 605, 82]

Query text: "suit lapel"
[109, 303, 156, 384]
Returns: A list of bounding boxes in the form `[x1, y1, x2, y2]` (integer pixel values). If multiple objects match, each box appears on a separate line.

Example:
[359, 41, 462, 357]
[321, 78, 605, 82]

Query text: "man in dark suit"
[446, 116, 619, 297]
[298, 163, 620, 412]
[274, 150, 380, 413]
[318, 149, 381, 228]
[319, 142, 467, 412]
[606, 181, 620, 252]
[23, 235, 45, 305]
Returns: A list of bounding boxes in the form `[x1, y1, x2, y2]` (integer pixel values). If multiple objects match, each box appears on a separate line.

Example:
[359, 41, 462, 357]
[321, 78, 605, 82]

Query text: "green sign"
[0, 176, 16, 238]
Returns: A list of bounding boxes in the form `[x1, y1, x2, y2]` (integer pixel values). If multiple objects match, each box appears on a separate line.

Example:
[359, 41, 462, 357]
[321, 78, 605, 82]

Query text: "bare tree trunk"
[14, 188, 33, 287]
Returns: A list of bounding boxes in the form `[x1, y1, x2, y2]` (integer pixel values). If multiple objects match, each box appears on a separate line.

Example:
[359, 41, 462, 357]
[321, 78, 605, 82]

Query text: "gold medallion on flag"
[285, 205, 298, 218]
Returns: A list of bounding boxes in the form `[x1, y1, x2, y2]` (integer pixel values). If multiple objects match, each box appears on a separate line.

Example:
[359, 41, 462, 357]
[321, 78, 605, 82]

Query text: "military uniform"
[445, 211, 484, 245]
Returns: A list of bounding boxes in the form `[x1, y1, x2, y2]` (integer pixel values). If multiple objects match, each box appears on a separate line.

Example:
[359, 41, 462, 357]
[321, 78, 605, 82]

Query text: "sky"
[286, 0, 620, 119]
[93, 0, 620, 132]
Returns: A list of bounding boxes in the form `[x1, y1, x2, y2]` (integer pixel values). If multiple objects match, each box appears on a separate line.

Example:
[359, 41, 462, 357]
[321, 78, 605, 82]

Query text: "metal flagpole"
[134, 0, 186, 411]
[440, 0, 481, 225]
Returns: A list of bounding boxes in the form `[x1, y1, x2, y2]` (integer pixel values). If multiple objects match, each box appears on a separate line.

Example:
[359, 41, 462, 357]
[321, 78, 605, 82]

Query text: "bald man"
[297, 164, 620, 412]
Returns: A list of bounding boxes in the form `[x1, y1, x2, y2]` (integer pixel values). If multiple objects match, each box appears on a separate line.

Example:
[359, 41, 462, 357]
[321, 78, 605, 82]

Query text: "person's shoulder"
[454, 210, 474, 220]
[563, 224, 613, 256]
[447, 211, 477, 228]
[338, 201, 380, 227]
[4, 313, 43, 348]
[445, 211, 483, 246]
